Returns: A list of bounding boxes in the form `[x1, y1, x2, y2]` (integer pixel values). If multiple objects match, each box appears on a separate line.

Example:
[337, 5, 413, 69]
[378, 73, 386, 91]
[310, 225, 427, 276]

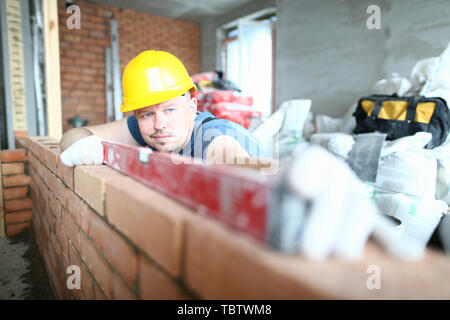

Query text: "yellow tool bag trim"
[353, 94, 450, 149]
[361, 100, 436, 124]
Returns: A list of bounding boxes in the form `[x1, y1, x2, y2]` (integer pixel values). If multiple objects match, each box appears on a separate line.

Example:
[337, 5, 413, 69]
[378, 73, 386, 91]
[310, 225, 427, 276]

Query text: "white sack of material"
[380, 132, 432, 158]
[310, 133, 355, 160]
[374, 192, 447, 250]
[374, 149, 437, 200]
[436, 158, 450, 205]
[420, 41, 450, 95]
[409, 57, 439, 94]
[314, 103, 357, 135]
[253, 99, 311, 158]
[372, 132, 437, 200]
[423, 135, 450, 205]
[372, 72, 412, 96]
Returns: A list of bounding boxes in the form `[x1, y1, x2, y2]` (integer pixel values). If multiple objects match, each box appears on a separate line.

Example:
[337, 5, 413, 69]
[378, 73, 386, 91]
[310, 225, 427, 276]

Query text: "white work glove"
[284, 143, 427, 261]
[60, 135, 104, 167]
[284, 144, 377, 260]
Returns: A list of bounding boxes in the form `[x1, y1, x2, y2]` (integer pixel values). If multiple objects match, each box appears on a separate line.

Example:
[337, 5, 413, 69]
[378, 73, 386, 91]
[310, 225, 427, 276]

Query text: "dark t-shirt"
[127, 111, 270, 159]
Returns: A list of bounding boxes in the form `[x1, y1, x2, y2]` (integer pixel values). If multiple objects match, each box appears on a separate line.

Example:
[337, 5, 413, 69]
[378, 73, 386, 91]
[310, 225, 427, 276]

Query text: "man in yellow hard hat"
[60, 50, 270, 166]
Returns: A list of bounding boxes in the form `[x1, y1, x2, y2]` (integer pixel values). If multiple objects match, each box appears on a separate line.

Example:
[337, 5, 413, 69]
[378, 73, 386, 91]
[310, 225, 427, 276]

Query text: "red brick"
[55, 218, 69, 260]
[93, 282, 107, 300]
[49, 233, 62, 268]
[112, 273, 137, 300]
[105, 175, 190, 278]
[2, 174, 30, 187]
[74, 166, 124, 216]
[61, 251, 70, 277]
[68, 241, 93, 299]
[28, 153, 44, 180]
[1, 163, 25, 175]
[3, 186, 28, 200]
[28, 185, 37, 208]
[57, 157, 74, 189]
[63, 209, 80, 251]
[15, 138, 27, 149]
[184, 214, 329, 299]
[65, 190, 90, 234]
[4, 198, 32, 212]
[6, 222, 31, 236]
[49, 193, 62, 219]
[79, 265, 95, 300]
[44, 168, 66, 203]
[96, 8, 113, 18]
[45, 146, 60, 174]
[80, 233, 113, 298]
[29, 141, 47, 163]
[1, 149, 28, 162]
[139, 255, 188, 299]
[89, 212, 137, 288]
[47, 247, 62, 298]
[27, 137, 58, 163]
[40, 206, 53, 236]
[5, 210, 32, 224]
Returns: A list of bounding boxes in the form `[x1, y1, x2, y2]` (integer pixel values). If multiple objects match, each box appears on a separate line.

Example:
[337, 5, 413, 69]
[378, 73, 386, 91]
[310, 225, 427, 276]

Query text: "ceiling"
[85, 0, 255, 24]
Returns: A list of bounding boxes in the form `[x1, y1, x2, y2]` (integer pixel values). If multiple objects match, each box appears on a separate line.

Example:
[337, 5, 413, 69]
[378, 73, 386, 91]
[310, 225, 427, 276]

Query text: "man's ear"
[189, 97, 198, 114]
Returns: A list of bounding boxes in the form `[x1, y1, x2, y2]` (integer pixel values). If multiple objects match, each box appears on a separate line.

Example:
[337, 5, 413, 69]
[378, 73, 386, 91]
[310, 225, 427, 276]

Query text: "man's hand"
[60, 135, 104, 167]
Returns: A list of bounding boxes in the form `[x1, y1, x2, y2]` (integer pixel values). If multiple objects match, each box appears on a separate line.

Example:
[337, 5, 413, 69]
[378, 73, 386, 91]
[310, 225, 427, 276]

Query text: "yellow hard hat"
[120, 50, 197, 112]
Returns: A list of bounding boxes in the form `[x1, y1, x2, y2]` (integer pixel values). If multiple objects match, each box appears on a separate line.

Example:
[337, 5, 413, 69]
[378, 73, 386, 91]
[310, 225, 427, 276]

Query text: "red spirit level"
[102, 141, 308, 252]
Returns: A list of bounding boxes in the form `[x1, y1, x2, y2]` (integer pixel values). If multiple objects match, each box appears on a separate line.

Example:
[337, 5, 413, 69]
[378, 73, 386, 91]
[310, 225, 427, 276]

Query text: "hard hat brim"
[120, 81, 197, 113]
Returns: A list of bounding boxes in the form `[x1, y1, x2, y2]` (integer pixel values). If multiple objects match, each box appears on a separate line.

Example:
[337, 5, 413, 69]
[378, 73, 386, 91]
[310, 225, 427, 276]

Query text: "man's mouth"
[152, 135, 172, 141]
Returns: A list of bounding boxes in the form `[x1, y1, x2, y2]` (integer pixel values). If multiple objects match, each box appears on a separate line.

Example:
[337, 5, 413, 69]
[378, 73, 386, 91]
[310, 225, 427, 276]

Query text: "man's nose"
[154, 112, 168, 131]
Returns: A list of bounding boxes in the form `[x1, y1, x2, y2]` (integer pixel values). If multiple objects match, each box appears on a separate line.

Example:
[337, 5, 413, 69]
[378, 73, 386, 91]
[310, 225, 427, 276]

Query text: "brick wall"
[58, 0, 201, 133]
[1, 149, 32, 236]
[18, 137, 450, 299]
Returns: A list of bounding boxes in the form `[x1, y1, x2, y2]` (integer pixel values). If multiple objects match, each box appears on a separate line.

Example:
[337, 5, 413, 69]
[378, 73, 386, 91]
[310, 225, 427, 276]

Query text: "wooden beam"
[43, 0, 62, 140]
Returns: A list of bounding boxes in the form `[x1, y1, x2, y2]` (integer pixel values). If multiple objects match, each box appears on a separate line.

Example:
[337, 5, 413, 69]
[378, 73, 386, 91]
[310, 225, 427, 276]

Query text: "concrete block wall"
[1, 149, 32, 236]
[21, 137, 450, 299]
[275, 0, 450, 117]
[58, 0, 201, 133]
[202, 0, 450, 117]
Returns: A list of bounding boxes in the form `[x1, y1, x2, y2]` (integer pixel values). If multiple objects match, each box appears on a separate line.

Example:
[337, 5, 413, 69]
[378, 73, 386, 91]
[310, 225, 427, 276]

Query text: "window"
[221, 13, 276, 117]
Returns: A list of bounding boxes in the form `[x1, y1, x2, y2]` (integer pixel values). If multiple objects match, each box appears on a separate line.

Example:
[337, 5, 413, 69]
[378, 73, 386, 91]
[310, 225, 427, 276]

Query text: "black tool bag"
[353, 95, 450, 149]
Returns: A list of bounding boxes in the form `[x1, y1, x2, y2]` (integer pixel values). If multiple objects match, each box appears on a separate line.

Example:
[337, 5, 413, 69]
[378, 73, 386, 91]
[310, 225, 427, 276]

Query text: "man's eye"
[142, 113, 153, 118]
[166, 108, 175, 113]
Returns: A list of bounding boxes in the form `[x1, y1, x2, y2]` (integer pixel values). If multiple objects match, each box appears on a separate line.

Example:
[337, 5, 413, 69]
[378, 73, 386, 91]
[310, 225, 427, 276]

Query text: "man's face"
[134, 94, 197, 153]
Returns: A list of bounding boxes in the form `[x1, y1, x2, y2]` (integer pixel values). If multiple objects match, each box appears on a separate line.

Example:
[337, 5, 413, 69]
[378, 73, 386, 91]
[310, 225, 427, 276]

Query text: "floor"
[0, 227, 54, 300]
